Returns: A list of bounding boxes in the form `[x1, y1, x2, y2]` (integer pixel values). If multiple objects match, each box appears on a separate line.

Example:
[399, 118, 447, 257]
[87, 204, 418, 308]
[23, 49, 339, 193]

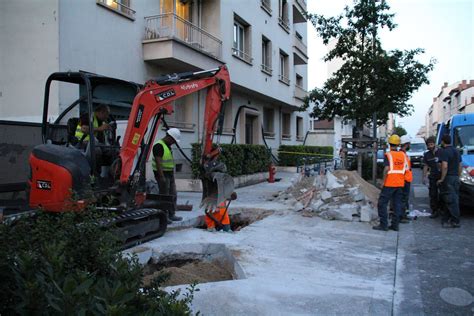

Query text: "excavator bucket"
[200, 160, 234, 210]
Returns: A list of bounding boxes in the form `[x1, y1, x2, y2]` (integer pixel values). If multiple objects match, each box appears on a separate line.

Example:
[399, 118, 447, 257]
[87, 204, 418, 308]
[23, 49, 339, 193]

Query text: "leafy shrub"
[0, 209, 196, 315]
[191, 143, 270, 178]
[278, 145, 333, 166]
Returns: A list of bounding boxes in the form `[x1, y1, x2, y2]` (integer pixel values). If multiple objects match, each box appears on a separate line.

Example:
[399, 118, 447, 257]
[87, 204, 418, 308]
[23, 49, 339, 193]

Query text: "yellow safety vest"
[152, 139, 174, 172]
[75, 114, 99, 142]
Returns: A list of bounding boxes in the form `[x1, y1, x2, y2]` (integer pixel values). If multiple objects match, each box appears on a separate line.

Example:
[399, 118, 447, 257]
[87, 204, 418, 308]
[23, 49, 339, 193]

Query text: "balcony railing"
[261, 0, 272, 14]
[295, 0, 307, 11]
[279, 74, 290, 85]
[293, 33, 307, 54]
[97, 0, 136, 19]
[232, 47, 253, 64]
[144, 13, 222, 59]
[261, 64, 272, 75]
[278, 16, 290, 32]
[294, 85, 308, 100]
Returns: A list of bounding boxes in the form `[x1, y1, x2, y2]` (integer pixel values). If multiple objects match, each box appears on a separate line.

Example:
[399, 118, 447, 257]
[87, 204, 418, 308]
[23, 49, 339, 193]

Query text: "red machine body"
[28, 66, 233, 213]
[29, 155, 73, 212]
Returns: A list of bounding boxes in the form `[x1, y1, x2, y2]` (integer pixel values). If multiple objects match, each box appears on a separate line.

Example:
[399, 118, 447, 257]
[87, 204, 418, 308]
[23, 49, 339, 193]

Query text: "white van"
[407, 137, 426, 167]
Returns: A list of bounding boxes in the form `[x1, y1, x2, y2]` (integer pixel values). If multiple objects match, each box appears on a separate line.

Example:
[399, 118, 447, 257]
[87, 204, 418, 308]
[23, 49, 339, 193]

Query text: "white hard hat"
[167, 128, 181, 143]
[400, 135, 411, 144]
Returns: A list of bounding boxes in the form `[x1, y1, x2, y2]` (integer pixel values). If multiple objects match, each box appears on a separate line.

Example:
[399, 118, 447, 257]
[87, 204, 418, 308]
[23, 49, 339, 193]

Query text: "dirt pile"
[143, 259, 234, 287]
[270, 171, 380, 223]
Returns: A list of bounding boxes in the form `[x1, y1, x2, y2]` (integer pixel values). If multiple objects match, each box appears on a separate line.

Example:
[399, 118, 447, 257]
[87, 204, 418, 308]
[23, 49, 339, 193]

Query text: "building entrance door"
[245, 114, 257, 144]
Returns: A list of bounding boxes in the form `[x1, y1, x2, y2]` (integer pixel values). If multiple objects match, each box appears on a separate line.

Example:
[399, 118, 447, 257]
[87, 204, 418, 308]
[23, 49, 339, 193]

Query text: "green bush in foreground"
[0, 210, 197, 315]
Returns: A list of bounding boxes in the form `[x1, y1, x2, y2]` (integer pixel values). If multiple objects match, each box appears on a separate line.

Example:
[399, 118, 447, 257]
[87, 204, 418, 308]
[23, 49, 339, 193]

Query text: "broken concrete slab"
[319, 203, 361, 221]
[309, 199, 324, 212]
[326, 171, 344, 190]
[360, 204, 378, 222]
[320, 190, 332, 202]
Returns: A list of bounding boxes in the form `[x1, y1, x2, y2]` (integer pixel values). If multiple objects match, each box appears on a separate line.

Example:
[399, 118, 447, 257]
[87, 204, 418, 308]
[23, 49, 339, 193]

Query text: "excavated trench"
[142, 243, 246, 287]
[196, 208, 274, 232]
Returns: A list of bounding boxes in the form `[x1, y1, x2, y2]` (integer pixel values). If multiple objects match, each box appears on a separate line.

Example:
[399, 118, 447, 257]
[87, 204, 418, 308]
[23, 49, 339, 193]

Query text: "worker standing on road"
[422, 136, 441, 218]
[152, 128, 183, 223]
[205, 192, 237, 232]
[437, 134, 462, 228]
[400, 135, 413, 223]
[373, 135, 407, 232]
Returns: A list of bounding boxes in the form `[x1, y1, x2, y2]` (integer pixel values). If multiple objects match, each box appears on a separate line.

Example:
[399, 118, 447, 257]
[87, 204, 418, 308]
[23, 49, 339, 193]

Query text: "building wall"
[219, 0, 307, 107]
[0, 0, 60, 121]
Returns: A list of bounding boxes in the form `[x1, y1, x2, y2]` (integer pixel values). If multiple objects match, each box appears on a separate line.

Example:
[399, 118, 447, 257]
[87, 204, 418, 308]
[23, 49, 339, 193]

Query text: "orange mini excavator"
[27, 66, 234, 247]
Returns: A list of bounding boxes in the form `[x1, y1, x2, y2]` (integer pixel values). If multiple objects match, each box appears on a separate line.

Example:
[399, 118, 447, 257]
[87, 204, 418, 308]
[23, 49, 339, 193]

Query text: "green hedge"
[278, 145, 333, 166]
[192, 143, 271, 178]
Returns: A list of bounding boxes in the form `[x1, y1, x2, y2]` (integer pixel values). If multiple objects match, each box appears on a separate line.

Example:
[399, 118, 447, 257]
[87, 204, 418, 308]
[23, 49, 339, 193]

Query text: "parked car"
[406, 137, 426, 167]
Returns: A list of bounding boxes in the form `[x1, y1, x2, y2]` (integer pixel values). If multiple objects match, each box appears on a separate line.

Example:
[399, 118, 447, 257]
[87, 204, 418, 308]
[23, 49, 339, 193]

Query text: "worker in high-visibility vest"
[400, 135, 413, 223]
[373, 134, 407, 232]
[152, 128, 183, 223]
[205, 192, 237, 232]
[75, 104, 111, 143]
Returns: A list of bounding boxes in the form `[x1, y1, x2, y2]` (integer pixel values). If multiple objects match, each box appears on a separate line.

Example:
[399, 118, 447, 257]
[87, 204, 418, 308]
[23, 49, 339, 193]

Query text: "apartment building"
[425, 80, 474, 137]
[1, 0, 309, 156]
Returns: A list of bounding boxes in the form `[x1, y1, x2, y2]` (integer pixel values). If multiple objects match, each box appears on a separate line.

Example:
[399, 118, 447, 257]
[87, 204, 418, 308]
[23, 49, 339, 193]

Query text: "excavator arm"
[118, 65, 234, 209]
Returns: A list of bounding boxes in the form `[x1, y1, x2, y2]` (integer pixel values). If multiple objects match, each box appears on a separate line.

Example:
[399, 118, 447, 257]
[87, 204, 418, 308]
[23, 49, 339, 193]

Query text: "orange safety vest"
[384, 151, 407, 188]
[205, 201, 230, 229]
[403, 151, 413, 183]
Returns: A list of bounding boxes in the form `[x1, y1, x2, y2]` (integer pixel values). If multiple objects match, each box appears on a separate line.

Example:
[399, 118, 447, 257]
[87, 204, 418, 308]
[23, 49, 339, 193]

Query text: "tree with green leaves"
[302, 0, 435, 129]
[393, 125, 407, 137]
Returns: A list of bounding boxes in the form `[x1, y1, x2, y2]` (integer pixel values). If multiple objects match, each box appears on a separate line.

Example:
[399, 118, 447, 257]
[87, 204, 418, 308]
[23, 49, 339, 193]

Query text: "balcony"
[293, 35, 308, 65]
[293, 0, 307, 23]
[143, 14, 223, 70]
[294, 85, 308, 101]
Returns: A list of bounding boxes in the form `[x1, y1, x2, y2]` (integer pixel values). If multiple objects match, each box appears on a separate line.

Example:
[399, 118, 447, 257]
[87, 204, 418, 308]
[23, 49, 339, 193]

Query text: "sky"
[306, 0, 474, 137]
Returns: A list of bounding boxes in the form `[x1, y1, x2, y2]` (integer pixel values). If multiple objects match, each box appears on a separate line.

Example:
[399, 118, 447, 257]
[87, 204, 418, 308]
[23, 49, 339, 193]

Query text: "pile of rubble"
[270, 170, 381, 223]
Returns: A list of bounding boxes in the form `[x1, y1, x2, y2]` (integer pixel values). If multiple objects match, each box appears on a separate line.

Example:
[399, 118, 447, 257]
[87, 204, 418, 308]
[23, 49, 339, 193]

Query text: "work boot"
[388, 225, 399, 231]
[429, 212, 439, 219]
[451, 222, 461, 228]
[169, 215, 183, 221]
[399, 217, 410, 224]
[372, 225, 388, 231]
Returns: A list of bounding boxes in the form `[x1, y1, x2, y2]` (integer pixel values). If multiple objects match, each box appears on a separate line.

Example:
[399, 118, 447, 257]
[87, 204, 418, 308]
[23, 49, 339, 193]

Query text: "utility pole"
[371, 0, 378, 185]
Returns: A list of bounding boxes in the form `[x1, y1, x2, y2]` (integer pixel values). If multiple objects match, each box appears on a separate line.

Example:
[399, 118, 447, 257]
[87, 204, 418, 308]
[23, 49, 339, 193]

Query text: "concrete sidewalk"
[136, 172, 399, 315]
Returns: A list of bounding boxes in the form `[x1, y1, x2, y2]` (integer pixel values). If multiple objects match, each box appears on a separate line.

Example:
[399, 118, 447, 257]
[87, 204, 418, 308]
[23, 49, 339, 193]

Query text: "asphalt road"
[394, 167, 474, 315]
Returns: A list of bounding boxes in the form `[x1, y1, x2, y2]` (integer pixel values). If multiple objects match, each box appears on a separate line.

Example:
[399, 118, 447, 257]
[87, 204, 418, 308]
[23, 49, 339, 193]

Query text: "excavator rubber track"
[2, 208, 167, 250]
[98, 208, 168, 250]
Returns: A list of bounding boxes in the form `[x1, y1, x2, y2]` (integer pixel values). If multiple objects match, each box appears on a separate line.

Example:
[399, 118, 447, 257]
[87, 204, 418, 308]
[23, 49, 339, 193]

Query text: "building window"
[263, 108, 275, 137]
[295, 73, 303, 88]
[166, 94, 195, 131]
[96, 0, 136, 20]
[282, 112, 291, 139]
[296, 116, 304, 141]
[232, 15, 252, 64]
[278, 0, 290, 32]
[261, 0, 272, 15]
[261, 36, 272, 75]
[279, 50, 290, 85]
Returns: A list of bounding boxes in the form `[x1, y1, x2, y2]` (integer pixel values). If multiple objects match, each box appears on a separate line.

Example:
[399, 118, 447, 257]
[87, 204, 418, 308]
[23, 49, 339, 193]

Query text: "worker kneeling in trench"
[205, 192, 237, 232]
